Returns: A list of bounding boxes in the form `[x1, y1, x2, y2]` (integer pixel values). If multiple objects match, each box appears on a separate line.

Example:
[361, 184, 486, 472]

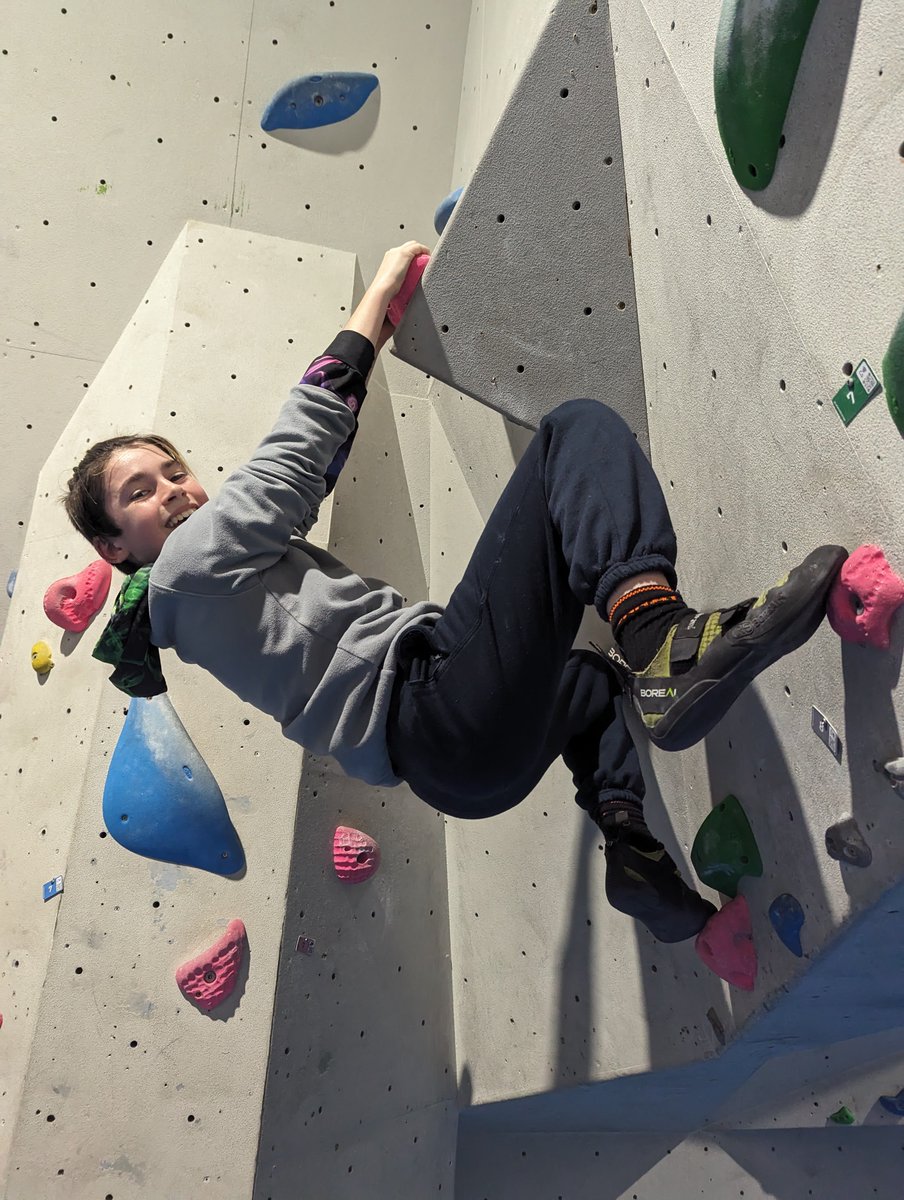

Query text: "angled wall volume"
[393, 0, 647, 442]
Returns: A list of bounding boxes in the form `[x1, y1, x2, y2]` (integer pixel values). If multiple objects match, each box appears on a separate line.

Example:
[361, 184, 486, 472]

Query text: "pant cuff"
[594, 553, 678, 618]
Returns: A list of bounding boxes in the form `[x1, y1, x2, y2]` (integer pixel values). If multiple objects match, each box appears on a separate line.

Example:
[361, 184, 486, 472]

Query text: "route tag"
[811, 706, 842, 762]
[831, 359, 881, 426]
[42, 875, 64, 901]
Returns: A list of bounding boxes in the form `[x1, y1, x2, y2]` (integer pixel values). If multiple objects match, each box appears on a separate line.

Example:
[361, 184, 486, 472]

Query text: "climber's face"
[94, 443, 209, 568]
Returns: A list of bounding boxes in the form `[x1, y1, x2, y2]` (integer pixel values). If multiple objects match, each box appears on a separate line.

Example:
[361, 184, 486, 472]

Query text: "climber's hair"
[60, 434, 189, 576]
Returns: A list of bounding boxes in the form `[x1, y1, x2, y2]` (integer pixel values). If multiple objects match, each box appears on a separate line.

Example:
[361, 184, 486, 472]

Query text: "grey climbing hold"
[6, 569, 16, 598]
[880, 757, 904, 790]
[825, 816, 872, 869]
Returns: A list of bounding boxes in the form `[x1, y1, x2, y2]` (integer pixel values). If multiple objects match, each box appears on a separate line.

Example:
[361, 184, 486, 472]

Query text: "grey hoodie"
[149, 335, 442, 786]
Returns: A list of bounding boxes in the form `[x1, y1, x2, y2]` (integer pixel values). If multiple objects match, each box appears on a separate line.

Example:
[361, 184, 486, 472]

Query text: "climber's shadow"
[841, 630, 903, 903]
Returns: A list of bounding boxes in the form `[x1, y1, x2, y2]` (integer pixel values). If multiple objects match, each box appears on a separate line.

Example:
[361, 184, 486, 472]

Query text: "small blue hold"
[768, 893, 805, 957]
[6, 568, 17, 598]
[434, 186, 463, 235]
[261, 72, 379, 132]
[879, 1089, 904, 1117]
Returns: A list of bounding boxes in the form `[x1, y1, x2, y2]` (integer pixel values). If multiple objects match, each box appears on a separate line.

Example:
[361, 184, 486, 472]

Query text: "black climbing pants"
[386, 398, 679, 820]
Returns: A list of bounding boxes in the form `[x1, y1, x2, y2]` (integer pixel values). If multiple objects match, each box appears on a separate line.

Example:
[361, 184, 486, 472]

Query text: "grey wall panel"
[393, 0, 648, 441]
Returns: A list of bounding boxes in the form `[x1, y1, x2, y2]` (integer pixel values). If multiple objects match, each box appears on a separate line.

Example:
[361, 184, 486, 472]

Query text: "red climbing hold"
[827, 545, 904, 650]
[695, 894, 757, 991]
[333, 826, 380, 882]
[43, 559, 112, 633]
[387, 254, 429, 326]
[176, 919, 246, 1013]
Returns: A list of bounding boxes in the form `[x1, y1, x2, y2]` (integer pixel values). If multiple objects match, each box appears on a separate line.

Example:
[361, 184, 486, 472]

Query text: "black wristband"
[323, 330, 375, 380]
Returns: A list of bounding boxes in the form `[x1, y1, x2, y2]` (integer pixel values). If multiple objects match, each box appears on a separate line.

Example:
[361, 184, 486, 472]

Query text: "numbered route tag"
[42, 875, 64, 901]
[831, 359, 881, 426]
[811, 706, 842, 762]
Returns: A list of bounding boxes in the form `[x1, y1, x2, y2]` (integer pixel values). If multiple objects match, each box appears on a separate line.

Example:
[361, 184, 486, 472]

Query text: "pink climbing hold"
[387, 253, 429, 326]
[175, 918, 247, 1013]
[827, 545, 904, 650]
[43, 559, 112, 633]
[695, 894, 757, 991]
[333, 825, 380, 883]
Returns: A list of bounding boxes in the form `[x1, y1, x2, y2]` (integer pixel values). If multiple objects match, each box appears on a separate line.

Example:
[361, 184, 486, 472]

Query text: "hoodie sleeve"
[159, 331, 375, 587]
[300, 329, 374, 497]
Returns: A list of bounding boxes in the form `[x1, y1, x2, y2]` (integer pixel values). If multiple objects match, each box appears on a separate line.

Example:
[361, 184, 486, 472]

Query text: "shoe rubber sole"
[609, 884, 717, 943]
[637, 545, 848, 752]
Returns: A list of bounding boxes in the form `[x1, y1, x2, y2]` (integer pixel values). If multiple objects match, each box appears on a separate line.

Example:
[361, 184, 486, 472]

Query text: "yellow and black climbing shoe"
[629, 545, 848, 752]
[600, 811, 716, 943]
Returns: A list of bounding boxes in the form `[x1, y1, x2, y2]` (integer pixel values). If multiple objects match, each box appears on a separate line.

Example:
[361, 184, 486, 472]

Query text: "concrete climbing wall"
[395, 0, 904, 1192]
[4, 0, 904, 1197]
[0, 0, 472, 640]
[0, 226, 456, 1197]
[611, 0, 904, 1020]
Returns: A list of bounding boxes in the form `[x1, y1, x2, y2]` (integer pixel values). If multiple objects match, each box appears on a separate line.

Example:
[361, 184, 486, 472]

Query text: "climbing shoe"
[599, 809, 716, 943]
[625, 545, 848, 752]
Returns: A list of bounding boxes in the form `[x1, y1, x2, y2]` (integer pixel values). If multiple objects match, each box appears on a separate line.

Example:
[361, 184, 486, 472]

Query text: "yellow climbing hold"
[31, 641, 54, 675]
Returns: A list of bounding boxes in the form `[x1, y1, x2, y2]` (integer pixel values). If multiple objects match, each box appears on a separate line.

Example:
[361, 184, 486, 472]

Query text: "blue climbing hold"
[261, 72, 379, 132]
[103, 694, 244, 876]
[879, 1088, 904, 1117]
[6, 569, 16, 598]
[434, 186, 464, 235]
[768, 892, 805, 957]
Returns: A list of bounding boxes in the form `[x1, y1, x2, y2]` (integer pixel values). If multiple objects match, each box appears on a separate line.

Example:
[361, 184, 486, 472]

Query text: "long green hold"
[691, 794, 763, 898]
[714, 0, 821, 191]
[883, 309, 904, 437]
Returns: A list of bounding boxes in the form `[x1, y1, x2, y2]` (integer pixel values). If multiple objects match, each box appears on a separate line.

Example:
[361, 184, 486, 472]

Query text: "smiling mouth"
[166, 509, 193, 530]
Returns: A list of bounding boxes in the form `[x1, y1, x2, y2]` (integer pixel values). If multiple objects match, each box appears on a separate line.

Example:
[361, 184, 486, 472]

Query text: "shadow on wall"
[744, 0, 864, 217]
[843, 633, 903, 904]
[551, 817, 599, 1089]
[390, 295, 453, 392]
[634, 741, 733, 1066]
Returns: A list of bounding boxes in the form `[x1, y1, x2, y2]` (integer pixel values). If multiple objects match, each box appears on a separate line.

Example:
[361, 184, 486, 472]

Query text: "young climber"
[63, 240, 847, 944]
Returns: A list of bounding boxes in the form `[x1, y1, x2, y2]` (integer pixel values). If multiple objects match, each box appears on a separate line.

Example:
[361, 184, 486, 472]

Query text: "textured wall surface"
[3, 0, 904, 1197]
[0, 227, 456, 1197]
[0, 0, 471, 639]
[413, 0, 904, 1184]
[393, 0, 647, 439]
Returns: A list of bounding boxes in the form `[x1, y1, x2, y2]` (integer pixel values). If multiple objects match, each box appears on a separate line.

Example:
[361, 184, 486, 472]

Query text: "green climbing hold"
[691, 794, 763, 898]
[829, 1104, 855, 1125]
[883, 309, 904, 437]
[714, 0, 821, 191]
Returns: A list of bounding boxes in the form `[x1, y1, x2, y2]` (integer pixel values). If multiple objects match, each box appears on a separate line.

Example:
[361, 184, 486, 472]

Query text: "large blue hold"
[261, 72, 379, 132]
[434, 186, 463, 235]
[103, 694, 244, 876]
[768, 892, 805, 957]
